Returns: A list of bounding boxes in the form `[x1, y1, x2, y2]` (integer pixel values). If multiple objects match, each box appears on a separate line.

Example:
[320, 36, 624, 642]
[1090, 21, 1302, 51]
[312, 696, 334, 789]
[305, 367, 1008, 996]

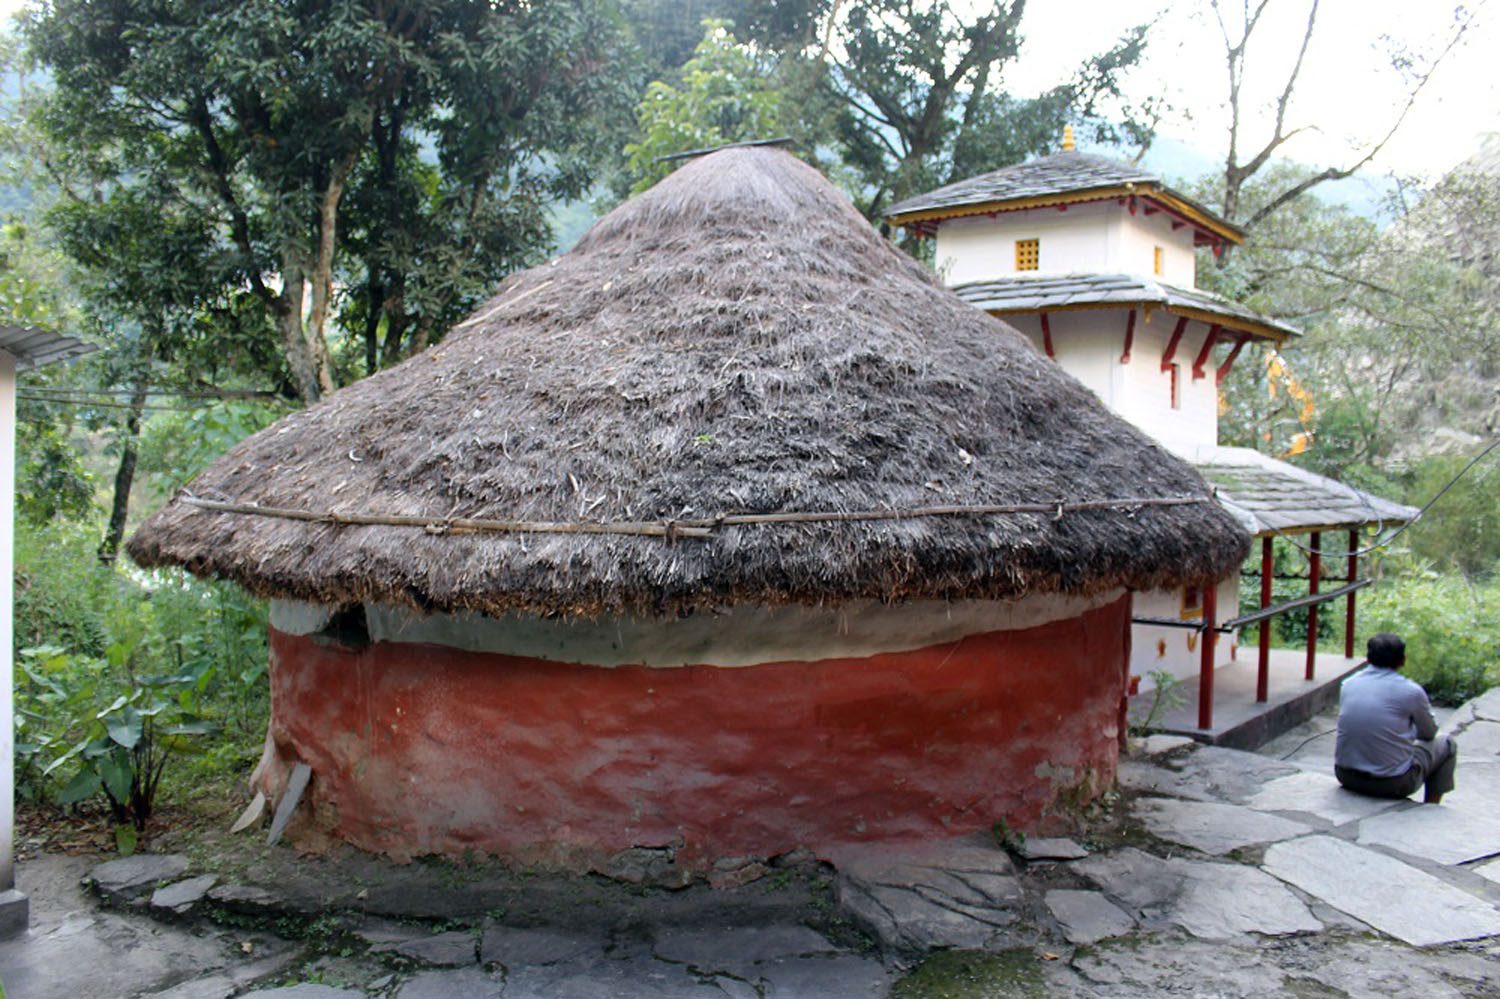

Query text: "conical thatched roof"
[128, 148, 1248, 618]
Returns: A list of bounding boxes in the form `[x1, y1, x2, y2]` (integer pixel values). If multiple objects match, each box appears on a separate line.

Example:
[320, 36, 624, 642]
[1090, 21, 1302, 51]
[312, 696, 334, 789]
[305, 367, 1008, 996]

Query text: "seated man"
[1335, 633, 1457, 803]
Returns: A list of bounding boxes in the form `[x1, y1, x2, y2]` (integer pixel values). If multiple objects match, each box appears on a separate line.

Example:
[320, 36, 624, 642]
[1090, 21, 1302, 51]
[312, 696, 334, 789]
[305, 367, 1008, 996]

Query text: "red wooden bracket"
[1191, 324, 1221, 380]
[1215, 334, 1250, 386]
[1121, 310, 1135, 364]
[1040, 313, 1055, 358]
[1161, 316, 1188, 372]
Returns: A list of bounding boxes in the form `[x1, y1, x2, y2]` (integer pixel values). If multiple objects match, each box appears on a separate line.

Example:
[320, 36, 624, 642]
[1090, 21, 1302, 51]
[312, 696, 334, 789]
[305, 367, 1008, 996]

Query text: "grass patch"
[892, 949, 1048, 999]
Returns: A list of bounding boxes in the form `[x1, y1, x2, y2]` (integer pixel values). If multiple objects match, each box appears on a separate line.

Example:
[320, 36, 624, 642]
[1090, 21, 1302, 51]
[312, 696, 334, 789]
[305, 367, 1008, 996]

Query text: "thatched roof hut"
[126, 149, 1250, 869]
[129, 148, 1246, 615]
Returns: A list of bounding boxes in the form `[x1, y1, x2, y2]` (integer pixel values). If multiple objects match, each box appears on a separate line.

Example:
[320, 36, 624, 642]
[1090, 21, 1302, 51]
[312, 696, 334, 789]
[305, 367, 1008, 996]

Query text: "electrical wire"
[1257, 437, 1499, 559]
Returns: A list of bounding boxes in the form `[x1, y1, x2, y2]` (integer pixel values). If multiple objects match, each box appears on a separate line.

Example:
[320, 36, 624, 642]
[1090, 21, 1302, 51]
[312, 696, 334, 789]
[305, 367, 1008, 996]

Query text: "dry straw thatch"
[128, 148, 1249, 617]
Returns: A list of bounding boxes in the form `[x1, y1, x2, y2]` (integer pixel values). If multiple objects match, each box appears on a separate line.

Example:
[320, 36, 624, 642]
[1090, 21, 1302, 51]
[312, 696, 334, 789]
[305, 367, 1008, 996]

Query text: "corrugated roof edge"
[951, 274, 1300, 341]
[0, 324, 97, 372]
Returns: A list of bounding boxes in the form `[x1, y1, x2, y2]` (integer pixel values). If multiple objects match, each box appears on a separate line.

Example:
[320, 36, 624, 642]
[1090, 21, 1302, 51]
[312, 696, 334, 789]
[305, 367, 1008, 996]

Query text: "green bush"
[15, 519, 271, 827]
[1358, 563, 1500, 705]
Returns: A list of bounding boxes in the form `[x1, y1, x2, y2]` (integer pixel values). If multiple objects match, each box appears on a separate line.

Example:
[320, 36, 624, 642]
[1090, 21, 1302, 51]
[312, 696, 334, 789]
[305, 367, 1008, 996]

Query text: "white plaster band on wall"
[269, 590, 1125, 669]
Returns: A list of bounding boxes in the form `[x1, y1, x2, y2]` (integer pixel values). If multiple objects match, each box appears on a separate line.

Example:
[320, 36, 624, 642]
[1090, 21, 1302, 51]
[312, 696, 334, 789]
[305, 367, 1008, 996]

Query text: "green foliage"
[1358, 562, 1500, 705]
[625, 21, 789, 194]
[138, 399, 286, 494]
[1128, 668, 1186, 735]
[14, 519, 270, 836]
[1399, 453, 1500, 579]
[893, 949, 1046, 999]
[827, 0, 1155, 217]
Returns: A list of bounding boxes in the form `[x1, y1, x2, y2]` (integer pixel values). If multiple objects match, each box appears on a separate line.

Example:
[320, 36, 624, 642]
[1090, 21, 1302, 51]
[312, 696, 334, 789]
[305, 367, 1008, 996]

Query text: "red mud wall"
[261, 594, 1130, 865]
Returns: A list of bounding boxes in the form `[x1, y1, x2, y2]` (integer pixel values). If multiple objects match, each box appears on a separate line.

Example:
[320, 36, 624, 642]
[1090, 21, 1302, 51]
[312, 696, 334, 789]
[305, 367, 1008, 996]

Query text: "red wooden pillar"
[1257, 537, 1272, 703]
[1305, 532, 1321, 681]
[1198, 582, 1217, 730]
[1345, 529, 1358, 659]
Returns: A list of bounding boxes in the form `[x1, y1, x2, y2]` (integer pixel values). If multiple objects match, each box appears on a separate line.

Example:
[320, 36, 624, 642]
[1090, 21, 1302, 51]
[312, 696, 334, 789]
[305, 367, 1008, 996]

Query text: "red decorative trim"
[1215, 334, 1250, 385]
[1191, 324, 1220, 380]
[1161, 317, 1188, 372]
[1040, 313, 1055, 358]
[1306, 533, 1321, 681]
[1257, 538, 1273, 703]
[1121, 310, 1135, 364]
[1198, 583, 1217, 730]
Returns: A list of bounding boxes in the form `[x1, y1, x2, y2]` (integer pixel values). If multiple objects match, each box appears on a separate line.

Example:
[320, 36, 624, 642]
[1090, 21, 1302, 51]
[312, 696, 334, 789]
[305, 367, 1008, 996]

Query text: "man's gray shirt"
[1335, 666, 1438, 777]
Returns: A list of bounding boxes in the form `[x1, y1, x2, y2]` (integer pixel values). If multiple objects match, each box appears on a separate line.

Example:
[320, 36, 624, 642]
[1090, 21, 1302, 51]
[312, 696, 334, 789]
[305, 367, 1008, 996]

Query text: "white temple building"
[886, 130, 1417, 743]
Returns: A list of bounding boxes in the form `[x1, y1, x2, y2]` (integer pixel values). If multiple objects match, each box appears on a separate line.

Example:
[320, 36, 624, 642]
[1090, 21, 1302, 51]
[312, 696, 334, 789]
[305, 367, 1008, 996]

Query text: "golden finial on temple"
[1061, 124, 1075, 152]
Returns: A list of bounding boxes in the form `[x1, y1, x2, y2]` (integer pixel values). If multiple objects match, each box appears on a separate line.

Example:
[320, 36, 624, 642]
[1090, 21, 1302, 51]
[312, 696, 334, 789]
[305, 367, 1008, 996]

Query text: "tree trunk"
[97, 377, 150, 563]
[277, 262, 323, 404]
[305, 150, 359, 396]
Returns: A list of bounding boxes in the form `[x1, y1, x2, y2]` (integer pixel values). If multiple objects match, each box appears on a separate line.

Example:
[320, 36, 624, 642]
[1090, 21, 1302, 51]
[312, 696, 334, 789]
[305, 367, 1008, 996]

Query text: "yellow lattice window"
[1015, 238, 1039, 271]
[1154, 245, 1164, 276]
[1180, 586, 1201, 620]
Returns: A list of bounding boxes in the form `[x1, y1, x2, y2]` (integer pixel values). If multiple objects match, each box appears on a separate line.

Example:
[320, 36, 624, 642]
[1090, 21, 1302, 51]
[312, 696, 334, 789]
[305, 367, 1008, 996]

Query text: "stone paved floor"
[2, 689, 1499, 997]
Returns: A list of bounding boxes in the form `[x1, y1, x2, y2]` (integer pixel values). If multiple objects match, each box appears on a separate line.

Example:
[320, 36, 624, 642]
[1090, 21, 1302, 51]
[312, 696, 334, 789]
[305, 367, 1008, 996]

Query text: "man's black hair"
[1367, 632, 1406, 669]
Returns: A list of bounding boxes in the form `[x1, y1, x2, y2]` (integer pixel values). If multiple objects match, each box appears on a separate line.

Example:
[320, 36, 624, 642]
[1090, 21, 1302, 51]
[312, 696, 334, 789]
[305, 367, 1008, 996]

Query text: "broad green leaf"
[115, 824, 138, 857]
[97, 752, 133, 803]
[42, 738, 89, 776]
[56, 768, 101, 805]
[96, 694, 129, 719]
[105, 707, 144, 750]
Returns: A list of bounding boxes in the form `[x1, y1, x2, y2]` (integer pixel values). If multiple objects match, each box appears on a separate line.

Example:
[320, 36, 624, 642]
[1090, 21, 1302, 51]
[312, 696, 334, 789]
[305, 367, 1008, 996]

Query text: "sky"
[1006, 0, 1499, 180]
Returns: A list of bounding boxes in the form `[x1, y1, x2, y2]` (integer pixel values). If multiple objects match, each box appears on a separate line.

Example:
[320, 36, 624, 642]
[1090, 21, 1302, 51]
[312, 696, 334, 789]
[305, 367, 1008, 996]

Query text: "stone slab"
[391, 930, 477, 967]
[267, 762, 311, 847]
[1119, 747, 1300, 804]
[1044, 889, 1135, 944]
[653, 924, 838, 976]
[0, 888, 29, 938]
[1136, 734, 1197, 756]
[1075, 847, 1321, 939]
[1018, 837, 1089, 861]
[151, 875, 219, 915]
[1473, 857, 1500, 885]
[207, 884, 287, 916]
[1356, 802, 1500, 866]
[1263, 834, 1500, 946]
[503, 955, 730, 998]
[1135, 797, 1311, 855]
[395, 967, 505, 999]
[89, 854, 190, 901]
[757, 954, 890, 997]
[480, 923, 601, 967]
[836, 839, 1024, 955]
[141, 976, 238, 999]
[1453, 720, 1500, 760]
[1468, 687, 1500, 722]
[1246, 770, 1404, 824]
[243, 988, 363, 998]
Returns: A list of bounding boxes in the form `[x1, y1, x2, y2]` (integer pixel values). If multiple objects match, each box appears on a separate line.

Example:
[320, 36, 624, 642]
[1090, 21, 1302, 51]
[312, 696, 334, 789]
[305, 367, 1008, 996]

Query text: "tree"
[620, 2, 1159, 222]
[1209, 0, 1473, 236]
[23, 0, 630, 402]
[624, 21, 793, 194]
[822, 0, 1158, 218]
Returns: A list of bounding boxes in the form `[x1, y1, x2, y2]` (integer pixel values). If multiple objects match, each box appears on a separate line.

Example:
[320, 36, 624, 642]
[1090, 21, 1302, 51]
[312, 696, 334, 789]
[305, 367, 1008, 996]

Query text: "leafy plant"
[1358, 562, 1500, 705]
[21, 642, 219, 833]
[1129, 668, 1186, 735]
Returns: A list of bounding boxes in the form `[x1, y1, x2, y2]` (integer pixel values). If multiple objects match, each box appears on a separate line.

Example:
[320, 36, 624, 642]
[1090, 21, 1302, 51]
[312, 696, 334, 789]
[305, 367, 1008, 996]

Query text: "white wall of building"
[272, 590, 1127, 669]
[935, 202, 1198, 287]
[1131, 572, 1243, 691]
[1001, 310, 1219, 452]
